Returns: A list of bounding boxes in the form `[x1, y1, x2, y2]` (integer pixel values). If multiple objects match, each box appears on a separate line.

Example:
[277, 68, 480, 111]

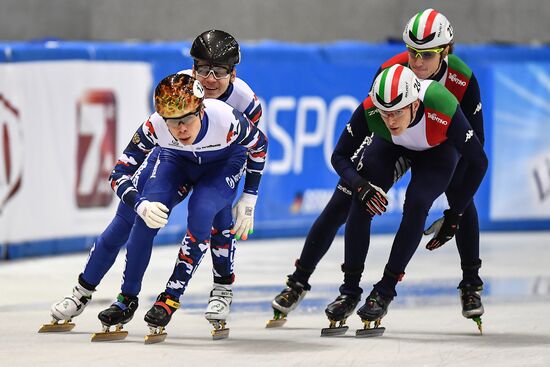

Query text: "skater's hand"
[424, 209, 462, 250]
[231, 193, 257, 240]
[136, 200, 169, 229]
[355, 179, 388, 216]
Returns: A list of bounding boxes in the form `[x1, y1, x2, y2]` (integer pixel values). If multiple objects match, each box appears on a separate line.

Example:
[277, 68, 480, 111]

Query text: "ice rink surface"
[1, 231, 549, 367]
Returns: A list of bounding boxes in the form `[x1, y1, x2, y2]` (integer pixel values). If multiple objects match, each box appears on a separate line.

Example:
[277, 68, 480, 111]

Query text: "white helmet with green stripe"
[403, 8, 453, 49]
[370, 65, 421, 111]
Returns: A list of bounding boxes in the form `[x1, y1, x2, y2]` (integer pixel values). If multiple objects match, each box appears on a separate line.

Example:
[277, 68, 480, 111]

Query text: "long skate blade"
[38, 322, 75, 333]
[266, 318, 287, 328]
[144, 332, 167, 344]
[320, 325, 348, 337]
[212, 328, 230, 340]
[91, 330, 128, 342]
[355, 326, 385, 338]
[471, 316, 483, 334]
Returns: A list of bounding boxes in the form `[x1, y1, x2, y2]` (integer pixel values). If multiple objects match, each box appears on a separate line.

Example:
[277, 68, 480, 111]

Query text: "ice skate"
[205, 283, 232, 340]
[144, 292, 180, 344]
[39, 283, 94, 333]
[321, 294, 360, 336]
[459, 285, 484, 334]
[267, 278, 309, 328]
[91, 293, 138, 342]
[355, 289, 390, 338]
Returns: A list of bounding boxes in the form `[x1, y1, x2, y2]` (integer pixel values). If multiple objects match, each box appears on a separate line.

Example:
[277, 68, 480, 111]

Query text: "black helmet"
[190, 30, 240, 66]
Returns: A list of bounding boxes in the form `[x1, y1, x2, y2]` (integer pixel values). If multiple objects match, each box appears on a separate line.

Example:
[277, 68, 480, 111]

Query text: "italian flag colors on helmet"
[371, 65, 420, 112]
[403, 8, 454, 49]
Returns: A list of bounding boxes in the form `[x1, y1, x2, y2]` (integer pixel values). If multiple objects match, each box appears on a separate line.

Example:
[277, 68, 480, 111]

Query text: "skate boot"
[91, 293, 138, 342]
[267, 278, 310, 328]
[39, 282, 94, 333]
[205, 283, 233, 340]
[321, 294, 360, 336]
[356, 289, 391, 338]
[143, 292, 180, 344]
[459, 285, 484, 334]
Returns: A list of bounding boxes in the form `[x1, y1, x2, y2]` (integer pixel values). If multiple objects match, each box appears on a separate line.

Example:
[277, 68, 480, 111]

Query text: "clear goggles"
[194, 63, 232, 79]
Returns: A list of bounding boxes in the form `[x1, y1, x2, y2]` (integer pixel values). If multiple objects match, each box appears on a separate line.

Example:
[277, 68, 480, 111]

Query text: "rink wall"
[1, 41, 550, 259]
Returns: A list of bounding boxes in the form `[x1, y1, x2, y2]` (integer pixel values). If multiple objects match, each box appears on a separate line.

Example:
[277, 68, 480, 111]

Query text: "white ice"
[1, 231, 550, 367]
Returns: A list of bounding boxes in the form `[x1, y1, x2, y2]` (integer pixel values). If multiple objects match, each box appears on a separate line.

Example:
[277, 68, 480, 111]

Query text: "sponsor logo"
[75, 89, 117, 208]
[449, 73, 467, 86]
[225, 164, 246, 189]
[196, 144, 221, 150]
[337, 184, 353, 196]
[346, 123, 354, 136]
[474, 102, 482, 115]
[465, 129, 474, 142]
[0, 94, 23, 213]
[427, 112, 448, 125]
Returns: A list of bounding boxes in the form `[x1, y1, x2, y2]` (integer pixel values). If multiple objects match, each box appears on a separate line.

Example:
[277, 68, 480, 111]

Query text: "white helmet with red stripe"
[403, 8, 453, 49]
[370, 65, 420, 111]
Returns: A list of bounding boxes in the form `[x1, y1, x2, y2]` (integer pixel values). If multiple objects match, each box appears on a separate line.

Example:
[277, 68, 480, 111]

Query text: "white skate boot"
[205, 283, 232, 340]
[39, 283, 94, 333]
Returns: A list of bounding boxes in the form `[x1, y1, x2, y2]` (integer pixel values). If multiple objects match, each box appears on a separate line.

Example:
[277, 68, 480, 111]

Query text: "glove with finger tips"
[231, 193, 257, 240]
[424, 209, 462, 251]
[355, 179, 388, 216]
[136, 200, 169, 229]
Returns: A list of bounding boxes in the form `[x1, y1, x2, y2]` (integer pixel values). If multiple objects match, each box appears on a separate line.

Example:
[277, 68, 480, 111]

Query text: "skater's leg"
[82, 202, 135, 286]
[292, 182, 352, 283]
[210, 205, 236, 286]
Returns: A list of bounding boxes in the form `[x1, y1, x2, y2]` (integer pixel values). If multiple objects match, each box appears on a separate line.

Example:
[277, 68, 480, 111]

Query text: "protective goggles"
[377, 108, 407, 119]
[165, 110, 200, 128]
[406, 45, 445, 60]
[194, 63, 232, 79]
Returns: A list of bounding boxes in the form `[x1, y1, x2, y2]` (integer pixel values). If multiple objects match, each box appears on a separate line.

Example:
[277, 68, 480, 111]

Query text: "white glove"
[136, 200, 169, 229]
[231, 193, 257, 240]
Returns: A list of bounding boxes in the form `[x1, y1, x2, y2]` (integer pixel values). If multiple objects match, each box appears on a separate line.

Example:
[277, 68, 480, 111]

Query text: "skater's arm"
[233, 109, 268, 196]
[331, 103, 372, 190]
[109, 117, 158, 208]
[459, 73, 484, 146]
[445, 106, 488, 214]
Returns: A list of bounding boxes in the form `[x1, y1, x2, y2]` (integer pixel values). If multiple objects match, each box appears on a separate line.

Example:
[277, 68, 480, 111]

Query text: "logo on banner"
[0, 94, 23, 213]
[75, 90, 117, 208]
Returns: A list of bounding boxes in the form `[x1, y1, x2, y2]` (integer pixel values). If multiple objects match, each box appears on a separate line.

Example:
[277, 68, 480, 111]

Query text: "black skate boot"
[355, 289, 391, 337]
[144, 292, 180, 344]
[459, 284, 484, 334]
[321, 294, 360, 336]
[91, 293, 138, 342]
[267, 277, 311, 328]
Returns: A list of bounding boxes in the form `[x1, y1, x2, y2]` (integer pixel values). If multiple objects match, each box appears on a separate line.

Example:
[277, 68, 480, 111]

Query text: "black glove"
[355, 179, 388, 216]
[424, 209, 462, 251]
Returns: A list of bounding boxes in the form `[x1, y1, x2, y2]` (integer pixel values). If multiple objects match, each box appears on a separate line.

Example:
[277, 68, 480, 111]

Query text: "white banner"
[0, 61, 152, 243]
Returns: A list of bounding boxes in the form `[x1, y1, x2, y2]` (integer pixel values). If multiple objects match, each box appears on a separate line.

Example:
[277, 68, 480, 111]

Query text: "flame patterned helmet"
[403, 9, 454, 49]
[370, 65, 420, 111]
[154, 73, 205, 119]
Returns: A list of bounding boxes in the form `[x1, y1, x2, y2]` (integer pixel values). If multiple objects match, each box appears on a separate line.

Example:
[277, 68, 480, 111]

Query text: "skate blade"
[211, 328, 230, 340]
[144, 332, 167, 344]
[91, 330, 128, 342]
[355, 326, 385, 338]
[266, 318, 287, 328]
[320, 325, 348, 337]
[38, 321, 75, 333]
[471, 316, 483, 334]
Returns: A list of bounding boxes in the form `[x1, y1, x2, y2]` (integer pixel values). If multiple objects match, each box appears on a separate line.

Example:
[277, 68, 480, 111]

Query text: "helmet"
[402, 9, 453, 49]
[190, 29, 240, 66]
[370, 65, 420, 111]
[154, 73, 205, 119]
